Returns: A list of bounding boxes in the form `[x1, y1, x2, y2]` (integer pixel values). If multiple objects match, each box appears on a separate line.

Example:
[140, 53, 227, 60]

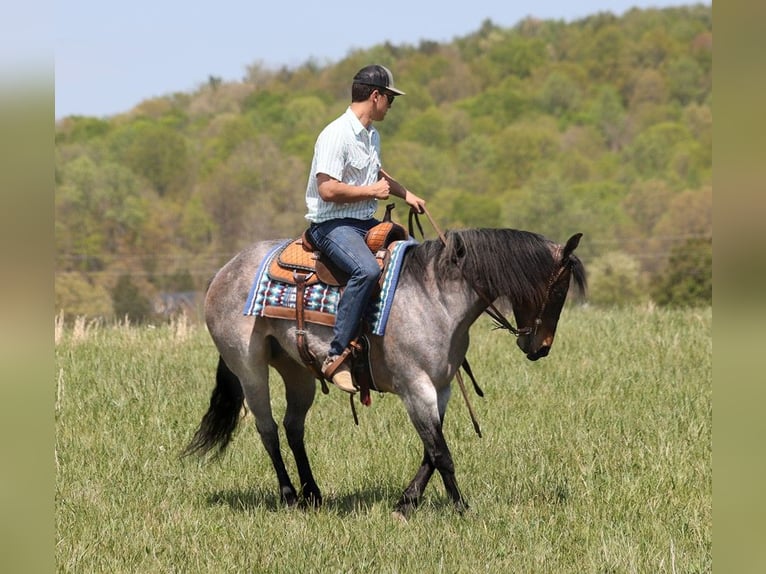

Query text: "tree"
[120, 122, 190, 197]
[55, 272, 113, 320]
[588, 251, 648, 306]
[651, 238, 712, 307]
[112, 274, 153, 323]
[539, 71, 582, 118]
[493, 119, 559, 187]
[652, 187, 712, 249]
[625, 121, 692, 179]
[622, 179, 674, 236]
[667, 57, 703, 105]
[53, 5, 713, 320]
[588, 85, 627, 150]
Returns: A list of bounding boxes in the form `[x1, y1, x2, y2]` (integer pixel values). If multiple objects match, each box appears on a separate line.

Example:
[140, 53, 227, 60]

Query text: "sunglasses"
[379, 91, 395, 106]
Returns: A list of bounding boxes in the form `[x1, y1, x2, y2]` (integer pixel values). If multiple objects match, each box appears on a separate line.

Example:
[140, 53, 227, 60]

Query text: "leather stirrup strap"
[321, 345, 354, 379]
[322, 341, 363, 426]
[294, 271, 329, 394]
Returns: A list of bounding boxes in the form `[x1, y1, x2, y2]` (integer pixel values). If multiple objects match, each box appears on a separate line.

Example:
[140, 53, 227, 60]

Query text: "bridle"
[477, 256, 570, 340]
[409, 207, 571, 339]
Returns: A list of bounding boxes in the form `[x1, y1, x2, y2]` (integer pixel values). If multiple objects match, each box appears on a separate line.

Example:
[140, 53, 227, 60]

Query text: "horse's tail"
[183, 356, 244, 459]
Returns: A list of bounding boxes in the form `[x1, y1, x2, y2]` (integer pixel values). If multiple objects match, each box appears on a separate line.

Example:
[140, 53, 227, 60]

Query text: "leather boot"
[322, 355, 357, 394]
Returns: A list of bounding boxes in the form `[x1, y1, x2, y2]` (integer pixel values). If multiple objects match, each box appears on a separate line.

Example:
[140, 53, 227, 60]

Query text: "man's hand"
[370, 179, 391, 200]
[404, 189, 426, 214]
[378, 168, 425, 213]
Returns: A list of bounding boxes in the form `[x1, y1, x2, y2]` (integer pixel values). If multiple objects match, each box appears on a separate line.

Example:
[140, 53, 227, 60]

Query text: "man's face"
[372, 89, 395, 121]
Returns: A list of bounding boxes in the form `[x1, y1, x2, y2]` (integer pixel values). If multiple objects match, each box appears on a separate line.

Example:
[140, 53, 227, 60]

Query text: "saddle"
[270, 205, 408, 407]
[268, 213, 408, 287]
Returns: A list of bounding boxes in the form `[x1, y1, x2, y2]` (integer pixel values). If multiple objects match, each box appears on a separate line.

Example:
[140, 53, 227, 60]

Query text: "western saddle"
[272, 204, 408, 405]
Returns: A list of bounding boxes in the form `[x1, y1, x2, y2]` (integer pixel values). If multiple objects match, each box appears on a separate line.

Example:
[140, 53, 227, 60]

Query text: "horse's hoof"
[392, 500, 416, 521]
[455, 500, 471, 515]
[391, 510, 408, 523]
[281, 488, 299, 507]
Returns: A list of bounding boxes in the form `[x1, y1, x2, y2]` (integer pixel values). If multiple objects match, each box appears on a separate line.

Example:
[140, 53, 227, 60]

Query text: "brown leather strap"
[321, 346, 354, 378]
[350, 336, 374, 407]
[294, 271, 329, 394]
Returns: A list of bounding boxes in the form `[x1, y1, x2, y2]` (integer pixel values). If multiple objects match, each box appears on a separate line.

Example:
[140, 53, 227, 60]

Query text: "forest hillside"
[55, 4, 712, 321]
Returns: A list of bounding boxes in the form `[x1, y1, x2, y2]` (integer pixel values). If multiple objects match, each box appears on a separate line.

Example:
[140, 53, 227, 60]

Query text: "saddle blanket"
[243, 238, 418, 336]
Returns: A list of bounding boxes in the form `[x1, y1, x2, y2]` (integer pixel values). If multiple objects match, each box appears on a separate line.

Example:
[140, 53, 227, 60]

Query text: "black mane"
[404, 228, 582, 309]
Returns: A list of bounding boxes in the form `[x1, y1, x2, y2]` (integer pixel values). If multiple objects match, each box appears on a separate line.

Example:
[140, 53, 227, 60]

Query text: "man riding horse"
[304, 64, 426, 394]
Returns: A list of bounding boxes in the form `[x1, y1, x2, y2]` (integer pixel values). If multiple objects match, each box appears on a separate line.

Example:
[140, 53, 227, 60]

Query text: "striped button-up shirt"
[305, 107, 381, 223]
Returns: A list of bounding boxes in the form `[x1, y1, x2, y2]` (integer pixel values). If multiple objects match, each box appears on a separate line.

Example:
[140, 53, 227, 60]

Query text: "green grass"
[55, 306, 711, 573]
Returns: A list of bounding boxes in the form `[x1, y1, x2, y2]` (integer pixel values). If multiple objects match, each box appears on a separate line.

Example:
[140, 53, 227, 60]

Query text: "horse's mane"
[404, 228, 584, 308]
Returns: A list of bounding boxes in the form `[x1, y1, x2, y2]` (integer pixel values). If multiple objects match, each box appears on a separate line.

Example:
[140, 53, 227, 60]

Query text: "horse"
[184, 227, 586, 519]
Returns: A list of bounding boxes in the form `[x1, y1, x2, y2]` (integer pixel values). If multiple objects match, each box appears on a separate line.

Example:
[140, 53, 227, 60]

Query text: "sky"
[47, 0, 704, 119]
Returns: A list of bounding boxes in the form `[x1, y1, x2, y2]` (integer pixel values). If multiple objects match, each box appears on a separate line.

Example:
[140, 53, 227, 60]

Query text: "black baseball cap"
[352, 64, 406, 96]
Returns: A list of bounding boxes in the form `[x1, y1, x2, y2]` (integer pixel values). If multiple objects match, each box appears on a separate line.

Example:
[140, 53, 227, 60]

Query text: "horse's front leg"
[396, 385, 468, 518]
[394, 449, 435, 517]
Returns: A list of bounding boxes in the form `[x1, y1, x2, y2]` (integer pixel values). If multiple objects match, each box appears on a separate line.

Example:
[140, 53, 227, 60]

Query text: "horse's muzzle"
[525, 345, 550, 361]
[517, 336, 551, 361]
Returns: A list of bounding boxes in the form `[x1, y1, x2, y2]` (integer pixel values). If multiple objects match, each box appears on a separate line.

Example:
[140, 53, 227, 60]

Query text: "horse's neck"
[399, 269, 487, 334]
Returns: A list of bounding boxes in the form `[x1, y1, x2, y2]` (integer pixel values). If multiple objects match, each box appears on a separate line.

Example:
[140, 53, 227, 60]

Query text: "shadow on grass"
[206, 485, 458, 516]
[207, 488, 283, 512]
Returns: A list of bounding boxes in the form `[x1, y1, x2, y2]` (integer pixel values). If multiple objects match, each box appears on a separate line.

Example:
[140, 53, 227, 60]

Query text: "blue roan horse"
[185, 228, 586, 518]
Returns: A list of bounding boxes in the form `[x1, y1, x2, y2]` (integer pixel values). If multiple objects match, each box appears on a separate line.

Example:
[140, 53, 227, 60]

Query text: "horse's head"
[514, 233, 586, 361]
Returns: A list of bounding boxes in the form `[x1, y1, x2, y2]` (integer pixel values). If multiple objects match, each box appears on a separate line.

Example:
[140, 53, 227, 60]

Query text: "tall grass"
[55, 305, 711, 573]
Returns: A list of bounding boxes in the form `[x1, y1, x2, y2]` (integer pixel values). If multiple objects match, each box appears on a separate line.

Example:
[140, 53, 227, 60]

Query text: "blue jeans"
[308, 218, 381, 357]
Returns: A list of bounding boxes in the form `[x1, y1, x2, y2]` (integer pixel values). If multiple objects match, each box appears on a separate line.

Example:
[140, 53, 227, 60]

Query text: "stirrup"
[322, 352, 357, 394]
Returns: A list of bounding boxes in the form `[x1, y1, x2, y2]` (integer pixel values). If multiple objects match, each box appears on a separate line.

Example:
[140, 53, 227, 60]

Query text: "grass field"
[55, 305, 711, 573]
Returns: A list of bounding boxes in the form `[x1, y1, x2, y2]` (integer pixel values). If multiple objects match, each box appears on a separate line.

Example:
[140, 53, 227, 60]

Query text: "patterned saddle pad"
[244, 238, 418, 336]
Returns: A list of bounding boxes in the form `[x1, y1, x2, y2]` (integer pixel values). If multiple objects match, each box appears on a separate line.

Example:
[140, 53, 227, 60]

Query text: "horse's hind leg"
[232, 342, 299, 507]
[273, 355, 322, 507]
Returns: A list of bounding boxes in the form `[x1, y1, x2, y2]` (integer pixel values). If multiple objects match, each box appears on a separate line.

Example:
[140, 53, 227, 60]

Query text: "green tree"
[493, 119, 559, 187]
[112, 274, 153, 323]
[539, 71, 582, 118]
[56, 155, 107, 271]
[578, 22, 629, 88]
[667, 57, 703, 105]
[588, 85, 626, 150]
[458, 76, 530, 128]
[56, 156, 149, 266]
[398, 107, 451, 148]
[55, 272, 113, 320]
[179, 193, 215, 252]
[625, 121, 692, 179]
[622, 179, 674, 236]
[52, 5, 713, 320]
[121, 122, 190, 197]
[651, 187, 712, 263]
[588, 251, 648, 306]
[651, 238, 712, 307]
[486, 33, 546, 80]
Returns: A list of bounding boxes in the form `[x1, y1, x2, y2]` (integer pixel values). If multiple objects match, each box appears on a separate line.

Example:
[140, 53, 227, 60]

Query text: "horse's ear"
[562, 233, 583, 260]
